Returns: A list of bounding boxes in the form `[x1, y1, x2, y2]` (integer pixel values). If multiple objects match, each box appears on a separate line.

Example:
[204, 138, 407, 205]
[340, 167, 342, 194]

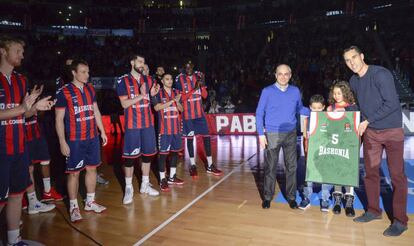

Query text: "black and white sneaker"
[320, 199, 330, 212]
[344, 194, 355, 217]
[298, 198, 311, 210]
[332, 192, 343, 214]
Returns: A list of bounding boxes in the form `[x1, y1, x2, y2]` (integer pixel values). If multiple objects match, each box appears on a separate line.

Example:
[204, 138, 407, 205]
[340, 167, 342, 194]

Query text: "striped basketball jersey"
[25, 114, 41, 141]
[175, 71, 205, 120]
[154, 88, 181, 135]
[55, 83, 97, 141]
[0, 71, 27, 155]
[117, 73, 154, 129]
[306, 111, 360, 187]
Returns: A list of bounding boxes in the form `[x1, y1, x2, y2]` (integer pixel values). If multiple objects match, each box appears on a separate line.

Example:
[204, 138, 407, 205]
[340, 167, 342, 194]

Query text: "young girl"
[327, 80, 359, 217]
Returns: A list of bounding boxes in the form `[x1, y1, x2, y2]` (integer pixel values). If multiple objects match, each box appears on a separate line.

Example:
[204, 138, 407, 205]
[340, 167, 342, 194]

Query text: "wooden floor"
[16, 135, 414, 245]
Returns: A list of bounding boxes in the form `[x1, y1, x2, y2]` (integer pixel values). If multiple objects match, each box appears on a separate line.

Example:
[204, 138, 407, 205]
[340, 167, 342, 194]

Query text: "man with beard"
[117, 54, 160, 204]
[0, 35, 55, 245]
[175, 62, 223, 177]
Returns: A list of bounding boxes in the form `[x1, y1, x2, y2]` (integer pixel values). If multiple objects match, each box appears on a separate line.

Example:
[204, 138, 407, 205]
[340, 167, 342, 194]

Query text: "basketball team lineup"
[1, 35, 413, 245]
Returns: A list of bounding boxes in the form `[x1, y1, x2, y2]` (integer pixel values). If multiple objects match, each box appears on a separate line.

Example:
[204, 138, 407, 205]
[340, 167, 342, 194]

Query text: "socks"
[160, 172, 166, 180]
[7, 229, 20, 244]
[170, 167, 176, 178]
[142, 176, 149, 184]
[125, 177, 132, 187]
[27, 191, 38, 207]
[207, 156, 213, 167]
[86, 193, 95, 204]
[190, 157, 196, 166]
[70, 199, 79, 211]
[43, 177, 51, 193]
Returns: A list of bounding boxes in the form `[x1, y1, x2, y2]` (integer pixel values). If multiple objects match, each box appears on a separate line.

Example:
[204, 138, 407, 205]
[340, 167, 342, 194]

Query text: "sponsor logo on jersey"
[318, 146, 350, 159]
[74, 105, 93, 115]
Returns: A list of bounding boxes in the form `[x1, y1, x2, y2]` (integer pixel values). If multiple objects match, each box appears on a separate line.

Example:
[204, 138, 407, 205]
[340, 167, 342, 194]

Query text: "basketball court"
[15, 134, 414, 245]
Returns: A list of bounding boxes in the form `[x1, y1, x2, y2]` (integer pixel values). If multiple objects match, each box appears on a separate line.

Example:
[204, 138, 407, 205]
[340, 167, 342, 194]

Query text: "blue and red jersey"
[0, 71, 27, 155]
[55, 83, 97, 141]
[117, 73, 154, 129]
[174, 71, 206, 120]
[25, 115, 41, 141]
[154, 88, 181, 135]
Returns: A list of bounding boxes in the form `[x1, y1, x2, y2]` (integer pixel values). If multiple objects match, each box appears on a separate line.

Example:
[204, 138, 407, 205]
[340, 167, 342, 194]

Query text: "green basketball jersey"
[306, 111, 360, 187]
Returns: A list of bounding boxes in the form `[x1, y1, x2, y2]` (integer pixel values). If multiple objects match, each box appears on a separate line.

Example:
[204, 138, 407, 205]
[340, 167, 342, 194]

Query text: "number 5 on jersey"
[331, 134, 339, 144]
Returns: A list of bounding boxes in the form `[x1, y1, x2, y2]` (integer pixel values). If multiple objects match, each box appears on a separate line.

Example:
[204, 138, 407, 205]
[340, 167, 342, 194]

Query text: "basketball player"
[24, 113, 61, 215]
[56, 58, 109, 185]
[154, 73, 185, 191]
[117, 54, 160, 205]
[1, 35, 55, 245]
[55, 59, 107, 223]
[174, 62, 222, 177]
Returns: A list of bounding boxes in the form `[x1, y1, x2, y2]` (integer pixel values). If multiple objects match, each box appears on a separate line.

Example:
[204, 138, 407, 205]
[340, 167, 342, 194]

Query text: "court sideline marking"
[134, 153, 257, 245]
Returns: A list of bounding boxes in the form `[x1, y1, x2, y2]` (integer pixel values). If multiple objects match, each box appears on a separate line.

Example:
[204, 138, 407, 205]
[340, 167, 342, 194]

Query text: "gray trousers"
[263, 130, 297, 201]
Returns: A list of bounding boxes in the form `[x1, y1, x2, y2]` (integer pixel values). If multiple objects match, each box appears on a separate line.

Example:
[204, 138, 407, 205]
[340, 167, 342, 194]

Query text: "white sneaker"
[140, 182, 159, 196]
[84, 201, 106, 213]
[70, 207, 83, 223]
[123, 185, 134, 204]
[28, 201, 55, 215]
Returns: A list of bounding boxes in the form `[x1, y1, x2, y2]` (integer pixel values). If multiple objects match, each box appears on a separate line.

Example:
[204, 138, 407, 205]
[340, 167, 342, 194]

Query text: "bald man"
[256, 64, 309, 209]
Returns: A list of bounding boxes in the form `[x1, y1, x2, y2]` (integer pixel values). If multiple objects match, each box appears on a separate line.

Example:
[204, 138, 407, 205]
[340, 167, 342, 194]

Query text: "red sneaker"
[206, 164, 223, 176]
[42, 187, 64, 202]
[160, 178, 170, 192]
[168, 175, 185, 185]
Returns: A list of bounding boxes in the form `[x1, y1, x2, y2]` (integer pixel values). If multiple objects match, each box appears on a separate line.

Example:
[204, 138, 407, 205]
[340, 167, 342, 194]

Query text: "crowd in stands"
[2, 0, 413, 114]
